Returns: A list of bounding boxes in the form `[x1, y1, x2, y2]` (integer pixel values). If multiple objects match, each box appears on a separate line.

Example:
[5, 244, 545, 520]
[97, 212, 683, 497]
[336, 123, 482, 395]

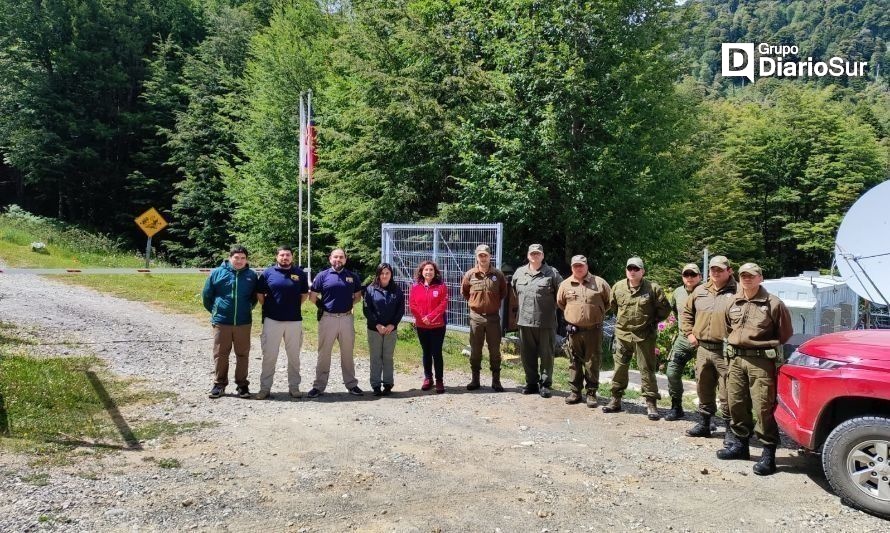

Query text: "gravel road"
[0, 273, 887, 532]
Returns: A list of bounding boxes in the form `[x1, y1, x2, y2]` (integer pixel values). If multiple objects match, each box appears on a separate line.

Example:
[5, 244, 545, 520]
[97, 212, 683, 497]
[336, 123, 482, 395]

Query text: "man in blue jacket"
[202, 245, 258, 399]
[255, 246, 309, 400]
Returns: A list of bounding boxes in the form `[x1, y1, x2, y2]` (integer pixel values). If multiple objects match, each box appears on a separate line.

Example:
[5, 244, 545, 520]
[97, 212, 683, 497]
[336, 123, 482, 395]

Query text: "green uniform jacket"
[511, 263, 563, 329]
[670, 284, 697, 333]
[725, 286, 794, 349]
[680, 277, 738, 342]
[610, 279, 671, 342]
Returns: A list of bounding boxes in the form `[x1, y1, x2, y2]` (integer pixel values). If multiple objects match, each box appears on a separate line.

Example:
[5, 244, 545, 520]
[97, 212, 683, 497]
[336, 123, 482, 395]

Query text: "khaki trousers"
[469, 312, 501, 372]
[567, 327, 603, 395]
[695, 344, 729, 417]
[259, 318, 304, 394]
[727, 355, 779, 446]
[212, 324, 251, 387]
[313, 313, 357, 391]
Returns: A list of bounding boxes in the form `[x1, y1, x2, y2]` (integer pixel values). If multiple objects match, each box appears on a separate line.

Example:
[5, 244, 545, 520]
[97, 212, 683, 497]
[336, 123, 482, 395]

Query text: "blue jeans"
[417, 327, 446, 380]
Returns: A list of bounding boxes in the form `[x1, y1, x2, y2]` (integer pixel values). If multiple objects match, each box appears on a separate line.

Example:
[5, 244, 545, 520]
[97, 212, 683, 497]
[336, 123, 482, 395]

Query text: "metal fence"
[381, 223, 503, 331]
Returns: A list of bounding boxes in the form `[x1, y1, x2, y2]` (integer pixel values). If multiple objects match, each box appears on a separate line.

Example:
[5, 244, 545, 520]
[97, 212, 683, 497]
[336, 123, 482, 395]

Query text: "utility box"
[762, 271, 859, 336]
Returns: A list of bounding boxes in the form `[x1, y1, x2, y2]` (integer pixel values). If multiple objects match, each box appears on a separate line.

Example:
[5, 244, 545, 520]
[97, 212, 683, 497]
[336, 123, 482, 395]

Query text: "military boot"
[466, 369, 481, 391]
[602, 395, 623, 413]
[685, 415, 712, 438]
[716, 430, 750, 460]
[721, 418, 733, 448]
[664, 398, 684, 421]
[646, 398, 660, 421]
[491, 370, 504, 393]
[752, 445, 777, 476]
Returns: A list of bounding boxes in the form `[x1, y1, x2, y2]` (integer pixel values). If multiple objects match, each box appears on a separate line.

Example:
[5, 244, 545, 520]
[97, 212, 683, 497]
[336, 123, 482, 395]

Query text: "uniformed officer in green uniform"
[717, 263, 793, 476]
[664, 263, 702, 421]
[604, 257, 671, 419]
[512, 244, 563, 398]
[680, 255, 737, 440]
[556, 255, 610, 406]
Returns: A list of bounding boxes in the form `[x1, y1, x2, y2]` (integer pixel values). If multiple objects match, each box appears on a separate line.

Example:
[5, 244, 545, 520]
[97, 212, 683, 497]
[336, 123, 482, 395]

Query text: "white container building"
[761, 271, 859, 336]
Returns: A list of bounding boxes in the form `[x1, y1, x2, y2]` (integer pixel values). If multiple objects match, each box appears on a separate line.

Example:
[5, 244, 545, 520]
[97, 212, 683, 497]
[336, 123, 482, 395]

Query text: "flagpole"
[298, 94, 305, 266]
[307, 89, 313, 279]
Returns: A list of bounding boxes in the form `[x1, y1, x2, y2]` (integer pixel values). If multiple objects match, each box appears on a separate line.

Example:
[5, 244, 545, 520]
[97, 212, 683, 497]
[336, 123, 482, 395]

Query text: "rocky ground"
[0, 272, 887, 532]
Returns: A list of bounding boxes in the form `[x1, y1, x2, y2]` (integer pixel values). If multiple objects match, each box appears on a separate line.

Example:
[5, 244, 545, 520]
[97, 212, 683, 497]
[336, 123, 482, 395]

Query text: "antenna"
[834, 180, 890, 307]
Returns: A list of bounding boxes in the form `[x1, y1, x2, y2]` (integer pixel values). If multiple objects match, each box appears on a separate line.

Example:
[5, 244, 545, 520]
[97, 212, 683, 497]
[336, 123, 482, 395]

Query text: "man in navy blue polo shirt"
[307, 248, 364, 398]
[255, 246, 309, 400]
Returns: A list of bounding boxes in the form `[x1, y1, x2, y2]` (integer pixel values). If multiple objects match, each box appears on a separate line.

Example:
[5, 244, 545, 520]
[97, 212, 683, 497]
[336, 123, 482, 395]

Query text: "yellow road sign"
[135, 207, 168, 237]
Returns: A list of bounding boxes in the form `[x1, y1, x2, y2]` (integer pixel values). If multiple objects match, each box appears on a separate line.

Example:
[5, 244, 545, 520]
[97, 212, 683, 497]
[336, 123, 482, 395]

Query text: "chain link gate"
[381, 223, 503, 331]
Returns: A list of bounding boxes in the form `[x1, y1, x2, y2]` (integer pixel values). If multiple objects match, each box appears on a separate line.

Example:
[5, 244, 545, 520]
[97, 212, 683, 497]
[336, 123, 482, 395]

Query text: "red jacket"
[409, 282, 448, 329]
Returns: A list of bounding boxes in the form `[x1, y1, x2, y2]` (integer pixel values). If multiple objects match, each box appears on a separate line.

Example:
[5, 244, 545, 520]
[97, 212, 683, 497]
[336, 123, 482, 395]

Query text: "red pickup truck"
[776, 330, 890, 519]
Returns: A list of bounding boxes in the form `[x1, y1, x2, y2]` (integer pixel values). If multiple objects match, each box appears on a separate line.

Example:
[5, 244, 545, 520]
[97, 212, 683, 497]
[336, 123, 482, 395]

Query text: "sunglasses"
[626, 266, 641, 272]
[682, 272, 699, 277]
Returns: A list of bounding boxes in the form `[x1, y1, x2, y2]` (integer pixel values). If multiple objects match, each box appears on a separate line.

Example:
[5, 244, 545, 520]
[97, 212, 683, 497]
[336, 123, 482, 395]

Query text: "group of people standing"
[202, 242, 792, 476]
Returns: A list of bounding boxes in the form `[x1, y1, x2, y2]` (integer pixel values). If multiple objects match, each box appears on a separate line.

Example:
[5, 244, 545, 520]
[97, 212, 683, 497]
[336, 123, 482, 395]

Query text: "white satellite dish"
[835, 180, 890, 305]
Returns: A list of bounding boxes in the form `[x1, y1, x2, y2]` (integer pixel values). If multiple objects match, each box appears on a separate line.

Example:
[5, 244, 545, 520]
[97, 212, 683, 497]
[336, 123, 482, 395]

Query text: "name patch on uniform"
[346, 277, 353, 283]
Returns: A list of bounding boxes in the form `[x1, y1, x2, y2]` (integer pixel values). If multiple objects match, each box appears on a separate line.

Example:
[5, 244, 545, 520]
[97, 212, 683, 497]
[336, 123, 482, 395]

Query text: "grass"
[0, 324, 203, 461]
[0, 206, 154, 268]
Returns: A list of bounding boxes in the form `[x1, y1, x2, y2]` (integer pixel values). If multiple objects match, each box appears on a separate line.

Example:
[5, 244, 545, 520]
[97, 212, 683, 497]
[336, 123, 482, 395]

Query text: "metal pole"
[703, 247, 709, 283]
[145, 237, 152, 269]
[307, 89, 312, 279]
[298, 94, 305, 265]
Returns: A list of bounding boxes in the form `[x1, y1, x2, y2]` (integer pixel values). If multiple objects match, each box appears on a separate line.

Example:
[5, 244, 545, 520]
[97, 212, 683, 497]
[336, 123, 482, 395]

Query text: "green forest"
[0, 0, 887, 283]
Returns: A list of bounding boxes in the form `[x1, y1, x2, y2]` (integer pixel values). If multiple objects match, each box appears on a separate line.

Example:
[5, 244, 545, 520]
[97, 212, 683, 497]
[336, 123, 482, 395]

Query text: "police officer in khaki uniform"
[664, 263, 702, 421]
[717, 263, 792, 476]
[556, 255, 610, 406]
[512, 244, 563, 398]
[461, 244, 508, 391]
[681, 255, 737, 440]
[604, 257, 671, 419]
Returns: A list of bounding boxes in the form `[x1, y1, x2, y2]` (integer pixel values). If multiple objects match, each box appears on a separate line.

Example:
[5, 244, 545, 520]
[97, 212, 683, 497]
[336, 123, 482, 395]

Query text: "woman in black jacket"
[362, 263, 405, 395]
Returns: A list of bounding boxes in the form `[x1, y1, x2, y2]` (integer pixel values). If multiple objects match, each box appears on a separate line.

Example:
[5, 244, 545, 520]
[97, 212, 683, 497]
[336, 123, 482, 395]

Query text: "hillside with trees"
[0, 0, 887, 282]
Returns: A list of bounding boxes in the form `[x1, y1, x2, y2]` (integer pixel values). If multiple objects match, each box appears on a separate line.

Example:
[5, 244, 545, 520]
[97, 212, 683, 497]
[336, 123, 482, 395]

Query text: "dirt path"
[0, 273, 886, 532]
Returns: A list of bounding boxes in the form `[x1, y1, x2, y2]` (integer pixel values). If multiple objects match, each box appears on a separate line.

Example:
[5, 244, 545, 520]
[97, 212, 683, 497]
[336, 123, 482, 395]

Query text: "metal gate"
[381, 223, 503, 331]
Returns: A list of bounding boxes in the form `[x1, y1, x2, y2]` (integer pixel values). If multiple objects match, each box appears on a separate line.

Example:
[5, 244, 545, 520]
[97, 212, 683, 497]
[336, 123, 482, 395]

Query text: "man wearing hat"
[680, 255, 737, 439]
[512, 244, 563, 397]
[664, 263, 702, 421]
[717, 263, 792, 476]
[604, 257, 671, 419]
[461, 244, 508, 391]
[556, 255, 610, 406]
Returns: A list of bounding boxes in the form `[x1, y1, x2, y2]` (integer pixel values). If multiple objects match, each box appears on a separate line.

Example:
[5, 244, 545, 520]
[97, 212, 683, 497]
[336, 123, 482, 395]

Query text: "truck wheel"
[822, 416, 890, 519]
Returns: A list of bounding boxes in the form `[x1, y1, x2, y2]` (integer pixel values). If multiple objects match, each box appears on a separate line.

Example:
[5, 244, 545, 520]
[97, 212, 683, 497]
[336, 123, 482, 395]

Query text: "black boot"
[716, 430, 750, 460]
[686, 415, 712, 437]
[721, 417, 732, 448]
[466, 369, 480, 391]
[491, 370, 504, 393]
[752, 445, 777, 476]
[664, 398, 684, 421]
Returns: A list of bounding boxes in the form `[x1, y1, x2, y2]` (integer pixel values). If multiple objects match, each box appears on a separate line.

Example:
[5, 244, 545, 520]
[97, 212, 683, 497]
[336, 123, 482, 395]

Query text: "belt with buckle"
[730, 346, 769, 357]
[698, 340, 723, 350]
[324, 311, 352, 317]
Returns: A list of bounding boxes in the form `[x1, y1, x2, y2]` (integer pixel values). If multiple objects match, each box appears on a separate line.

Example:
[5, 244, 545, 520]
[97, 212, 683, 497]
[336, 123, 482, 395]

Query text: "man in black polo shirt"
[255, 245, 309, 400]
[307, 248, 364, 398]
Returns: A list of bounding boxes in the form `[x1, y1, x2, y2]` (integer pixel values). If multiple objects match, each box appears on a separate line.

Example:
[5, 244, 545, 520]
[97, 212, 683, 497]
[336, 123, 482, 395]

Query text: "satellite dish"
[835, 180, 890, 305]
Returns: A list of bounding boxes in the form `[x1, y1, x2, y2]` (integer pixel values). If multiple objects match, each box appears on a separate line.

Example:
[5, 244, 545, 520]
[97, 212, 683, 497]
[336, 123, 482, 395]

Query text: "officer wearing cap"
[717, 263, 792, 476]
[604, 257, 671, 419]
[461, 244, 508, 391]
[512, 244, 563, 398]
[680, 255, 737, 440]
[556, 255, 609, 406]
[306, 248, 364, 399]
[664, 263, 702, 421]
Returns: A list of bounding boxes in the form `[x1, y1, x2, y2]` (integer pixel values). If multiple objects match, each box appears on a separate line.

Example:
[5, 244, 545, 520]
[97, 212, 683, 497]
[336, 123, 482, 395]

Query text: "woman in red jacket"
[408, 260, 448, 393]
